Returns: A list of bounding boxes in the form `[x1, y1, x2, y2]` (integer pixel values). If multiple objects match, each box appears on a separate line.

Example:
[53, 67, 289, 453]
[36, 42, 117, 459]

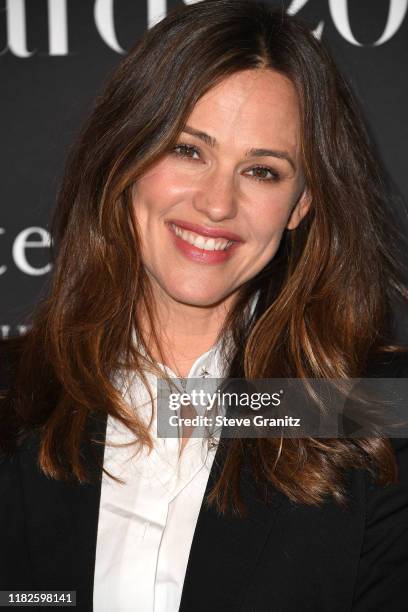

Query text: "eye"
[245, 166, 280, 182]
[172, 143, 201, 160]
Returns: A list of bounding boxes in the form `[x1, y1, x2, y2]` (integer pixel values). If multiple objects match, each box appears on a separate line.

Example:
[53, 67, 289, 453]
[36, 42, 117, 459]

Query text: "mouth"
[168, 223, 235, 251]
[166, 221, 243, 264]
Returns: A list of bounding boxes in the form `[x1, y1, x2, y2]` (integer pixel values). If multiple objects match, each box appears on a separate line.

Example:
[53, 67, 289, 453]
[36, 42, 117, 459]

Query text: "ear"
[286, 187, 312, 231]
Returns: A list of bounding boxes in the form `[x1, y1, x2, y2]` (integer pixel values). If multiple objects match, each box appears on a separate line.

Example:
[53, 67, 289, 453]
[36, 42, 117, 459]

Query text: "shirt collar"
[109, 290, 260, 475]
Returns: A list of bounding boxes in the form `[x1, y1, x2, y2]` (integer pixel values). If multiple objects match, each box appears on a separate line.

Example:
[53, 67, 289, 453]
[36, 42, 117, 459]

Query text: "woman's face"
[132, 68, 310, 307]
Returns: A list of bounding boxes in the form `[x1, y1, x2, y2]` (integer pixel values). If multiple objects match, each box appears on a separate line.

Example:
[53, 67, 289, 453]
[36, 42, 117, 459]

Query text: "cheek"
[132, 175, 167, 218]
[246, 192, 294, 247]
[132, 160, 191, 213]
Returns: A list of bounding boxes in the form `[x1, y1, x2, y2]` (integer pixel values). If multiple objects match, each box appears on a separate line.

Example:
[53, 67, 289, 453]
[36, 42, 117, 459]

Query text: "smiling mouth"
[168, 223, 235, 251]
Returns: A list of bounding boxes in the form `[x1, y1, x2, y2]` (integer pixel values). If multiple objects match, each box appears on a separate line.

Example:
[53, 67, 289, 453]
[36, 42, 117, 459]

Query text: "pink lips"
[167, 219, 243, 242]
[166, 220, 243, 265]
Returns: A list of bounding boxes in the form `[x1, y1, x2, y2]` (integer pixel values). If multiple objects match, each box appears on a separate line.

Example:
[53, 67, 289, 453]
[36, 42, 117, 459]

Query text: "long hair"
[1, 0, 407, 514]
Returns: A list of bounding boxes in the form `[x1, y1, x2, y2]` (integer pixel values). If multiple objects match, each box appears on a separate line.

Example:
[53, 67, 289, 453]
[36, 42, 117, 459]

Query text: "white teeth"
[171, 224, 233, 251]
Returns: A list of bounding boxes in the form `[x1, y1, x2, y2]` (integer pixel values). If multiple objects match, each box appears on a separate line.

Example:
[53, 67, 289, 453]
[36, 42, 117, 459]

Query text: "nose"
[192, 166, 238, 222]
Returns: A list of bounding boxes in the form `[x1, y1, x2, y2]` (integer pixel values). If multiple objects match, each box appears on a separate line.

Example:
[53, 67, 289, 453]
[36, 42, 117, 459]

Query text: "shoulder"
[351, 350, 408, 607]
[352, 437, 408, 609]
[360, 348, 408, 458]
[0, 334, 36, 457]
[359, 348, 408, 470]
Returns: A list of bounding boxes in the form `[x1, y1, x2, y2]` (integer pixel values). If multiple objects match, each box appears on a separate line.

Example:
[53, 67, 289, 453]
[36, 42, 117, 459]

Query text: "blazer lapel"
[179, 438, 286, 611]
[17, 413, 107, 612]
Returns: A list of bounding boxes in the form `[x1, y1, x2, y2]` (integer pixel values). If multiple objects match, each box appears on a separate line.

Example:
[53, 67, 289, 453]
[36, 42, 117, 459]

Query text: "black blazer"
[1, 346, 408, 612]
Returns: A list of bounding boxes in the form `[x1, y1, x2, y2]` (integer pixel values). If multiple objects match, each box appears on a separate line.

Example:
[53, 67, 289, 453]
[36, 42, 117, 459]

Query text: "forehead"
[187, 69, 301, 153]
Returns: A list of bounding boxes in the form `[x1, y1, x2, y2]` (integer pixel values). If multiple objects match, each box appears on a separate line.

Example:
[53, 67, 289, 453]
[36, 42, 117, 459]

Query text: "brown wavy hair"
[1, 0, 408, 515]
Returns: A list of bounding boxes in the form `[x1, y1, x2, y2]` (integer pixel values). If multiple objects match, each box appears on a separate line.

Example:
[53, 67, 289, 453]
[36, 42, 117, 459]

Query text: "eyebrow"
[182, 125, 296, 171]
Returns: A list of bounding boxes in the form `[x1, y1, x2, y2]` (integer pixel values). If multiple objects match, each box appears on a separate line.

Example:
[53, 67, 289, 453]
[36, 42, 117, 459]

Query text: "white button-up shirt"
[93, 292, 259, 612]
[93, 338, 228, 612]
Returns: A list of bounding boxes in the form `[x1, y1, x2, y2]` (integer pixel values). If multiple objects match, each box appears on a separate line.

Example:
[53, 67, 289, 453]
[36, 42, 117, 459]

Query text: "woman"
[1, 1, 408, 610]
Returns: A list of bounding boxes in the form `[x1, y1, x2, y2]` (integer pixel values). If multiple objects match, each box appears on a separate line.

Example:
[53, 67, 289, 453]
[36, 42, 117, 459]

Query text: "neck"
[138, 285, 237, 377]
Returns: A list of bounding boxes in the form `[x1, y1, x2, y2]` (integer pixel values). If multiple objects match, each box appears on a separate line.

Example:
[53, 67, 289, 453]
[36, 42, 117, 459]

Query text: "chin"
[170, 288, 227, 307]
[162, 278, 231, 308]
